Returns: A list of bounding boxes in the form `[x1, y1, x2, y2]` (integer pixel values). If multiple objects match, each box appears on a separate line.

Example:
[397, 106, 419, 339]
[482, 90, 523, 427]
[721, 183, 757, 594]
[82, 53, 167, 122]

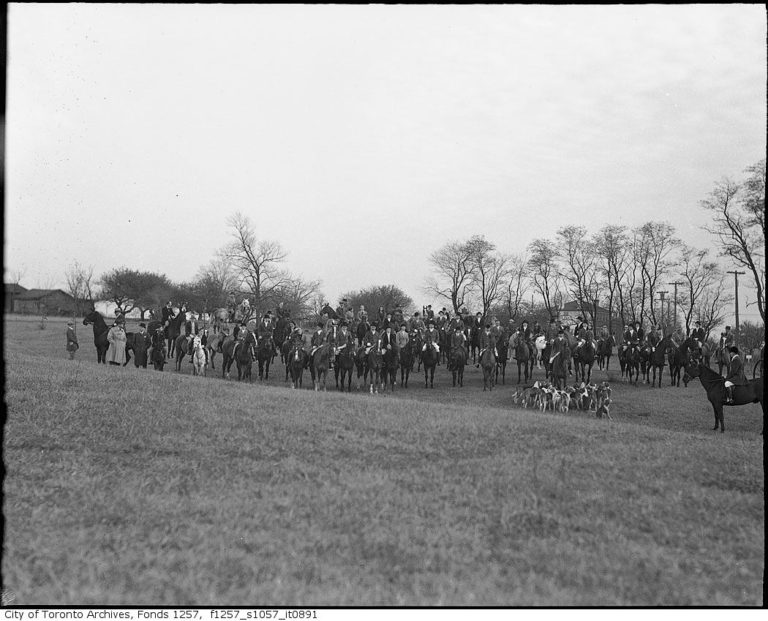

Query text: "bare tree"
[695, 274, 732, 343]
[274, 276, 324, 323]
[633, 221, 680, 326]
[527, 238, 562, 320]
[223, 212, 291, 315]
[464, 235, 510, 318]
[424, 239, 475, 314]
[701, 161, 765, 322]
[676, 245, 722, 336]
[501, 252, 529, 323]
[64, 261, 96, 315]
[557, 226, 602, 325]
[594, 225, 630, 334]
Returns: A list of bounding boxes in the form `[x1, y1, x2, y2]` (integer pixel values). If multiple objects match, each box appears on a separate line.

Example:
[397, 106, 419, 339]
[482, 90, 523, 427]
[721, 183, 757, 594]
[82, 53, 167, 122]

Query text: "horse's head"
[682, 355, 701, 383]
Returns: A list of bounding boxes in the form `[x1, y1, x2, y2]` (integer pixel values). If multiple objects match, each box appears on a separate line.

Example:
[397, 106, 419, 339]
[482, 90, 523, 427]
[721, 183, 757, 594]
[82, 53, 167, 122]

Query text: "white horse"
[191, 336, 207, 376]
[534, 335, 547, 368]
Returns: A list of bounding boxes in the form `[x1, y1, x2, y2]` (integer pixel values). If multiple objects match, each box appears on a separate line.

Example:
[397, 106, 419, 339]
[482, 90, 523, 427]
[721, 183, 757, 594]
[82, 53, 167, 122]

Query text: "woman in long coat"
[107, 321, 128, 366]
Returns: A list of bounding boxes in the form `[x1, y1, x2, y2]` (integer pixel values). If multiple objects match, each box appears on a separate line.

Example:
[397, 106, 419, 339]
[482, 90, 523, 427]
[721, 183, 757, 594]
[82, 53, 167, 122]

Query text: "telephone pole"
[667, 281, 683, 332]
[726, 270, 746, 343]
[657, 290, 668, 331]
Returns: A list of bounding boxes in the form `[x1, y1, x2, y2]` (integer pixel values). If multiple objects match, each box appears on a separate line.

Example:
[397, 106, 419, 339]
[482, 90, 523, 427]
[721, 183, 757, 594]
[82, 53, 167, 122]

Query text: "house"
[559, 300, 618, 328]
[5, 283, 28, 313]
[12, 289, 77, 316]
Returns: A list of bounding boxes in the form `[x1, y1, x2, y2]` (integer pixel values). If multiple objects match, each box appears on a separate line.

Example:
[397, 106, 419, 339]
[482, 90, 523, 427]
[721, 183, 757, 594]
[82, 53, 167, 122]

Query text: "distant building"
[12, 289, 77, 316]
[559, 300, 618, 328]
[5, 283, 28, 313]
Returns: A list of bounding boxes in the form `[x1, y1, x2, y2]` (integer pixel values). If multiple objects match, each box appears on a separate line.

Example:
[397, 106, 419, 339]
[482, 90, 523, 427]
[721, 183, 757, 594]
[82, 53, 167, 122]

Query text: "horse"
[421, 342, 439, 388]
[495, 339, 508, 385]
[209, 308, 231, 334]
[512, 338, 531, 384]
[597, 335, 615, 370]
[540, 341, 552, 379]
[549, 349, 569, 390]
[533, 335, 547, 369]
[469, 325, 480, 364]
[355, 346, 370, 391]
[573, 341, 596, 384]
[190, 336, 207, 376]
[646, 336, 670, 388]
[381, 346, 399, 392]
[273, 317, 291, 362]
[256, 337, 274, 380]
[625, 346, 641, 385]
[310, 343, 331, 391]
[220, 336, 238, 379]
[235, 336, 255, 382]
[450, 346, 467, 387]
[398, 339, 415, 388]
[288, 344, 309, 389]
[667, 341, 686, 387]
[335, 344, 356, 392]
[149, 327, 166, 371]
[480, 347, 497, 391]
[411, 332, 424, 371]
[639, 344, 652, 384]
[205, 330, 227, 370]
[366, 348, 384, 394]
[713, 343, 730, 376]
[683, 358, 764, 433]
[82, 309, 110, 364]
[165, 310, 186, 358]
[174, 334, 195, 372]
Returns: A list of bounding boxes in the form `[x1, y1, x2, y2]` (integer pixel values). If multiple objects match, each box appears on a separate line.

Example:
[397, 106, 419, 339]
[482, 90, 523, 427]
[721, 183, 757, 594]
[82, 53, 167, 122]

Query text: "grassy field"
[3, 315, 765, 605]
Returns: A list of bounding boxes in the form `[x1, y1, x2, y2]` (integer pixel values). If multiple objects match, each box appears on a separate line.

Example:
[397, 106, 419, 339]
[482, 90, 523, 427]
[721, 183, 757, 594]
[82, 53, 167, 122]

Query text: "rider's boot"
[725, 385, 734, 404]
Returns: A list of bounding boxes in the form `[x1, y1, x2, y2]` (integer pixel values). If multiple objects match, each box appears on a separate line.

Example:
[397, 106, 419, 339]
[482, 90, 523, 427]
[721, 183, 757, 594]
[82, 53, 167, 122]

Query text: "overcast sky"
[5, 4, 766, 321]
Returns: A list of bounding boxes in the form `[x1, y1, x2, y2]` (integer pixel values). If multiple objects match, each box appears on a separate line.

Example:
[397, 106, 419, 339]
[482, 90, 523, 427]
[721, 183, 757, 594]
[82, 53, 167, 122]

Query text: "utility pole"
[667, 281, 683, 333]
[726, 270, 746, 343]
[658, 290, 668, 332]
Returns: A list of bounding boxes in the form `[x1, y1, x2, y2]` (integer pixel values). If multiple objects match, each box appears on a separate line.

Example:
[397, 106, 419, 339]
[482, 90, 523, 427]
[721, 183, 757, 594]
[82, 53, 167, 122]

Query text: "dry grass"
[3, 315, 764, 605]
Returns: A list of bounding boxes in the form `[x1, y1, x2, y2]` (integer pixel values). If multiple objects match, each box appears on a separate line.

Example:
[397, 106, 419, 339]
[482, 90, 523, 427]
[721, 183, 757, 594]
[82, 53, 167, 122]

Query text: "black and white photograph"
[3, 3, 765, 607]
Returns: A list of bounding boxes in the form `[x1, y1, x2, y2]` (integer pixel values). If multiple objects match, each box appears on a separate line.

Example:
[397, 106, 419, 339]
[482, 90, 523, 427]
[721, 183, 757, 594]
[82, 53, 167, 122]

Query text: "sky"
[5, 4, 766, 322]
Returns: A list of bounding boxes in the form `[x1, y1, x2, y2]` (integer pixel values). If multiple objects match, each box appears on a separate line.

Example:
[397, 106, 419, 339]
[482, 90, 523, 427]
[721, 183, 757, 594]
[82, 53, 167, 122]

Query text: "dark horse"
[575, 341, 596, 384]
[310, 343, 332, 391]
[597, 335, 616, 370]
[667, 340, 687, 387]
[480, 347, 496, 391]
[646, 335, 671, 388]
[367, 348, 384, 394]
[273, 317, 291, 363]
[381, 346, 399, 392]
[150, 327, 166, 371]
[256, 337, 274, 380]
[421, 342, 439, 388]
[619, 345, 641, 385]
[495, 338, 508, 385]
[83, 309, 110, 364]
[335, 344, 356, 392]
[683, 359, 764, 433]
[235, 335, 256, 382]
[450, 345, 467, 387]
[513, 338, 531, 384]
[165, 310, 186, 358]
[398, 339, 415, 388]
[288, 344, 309, 389]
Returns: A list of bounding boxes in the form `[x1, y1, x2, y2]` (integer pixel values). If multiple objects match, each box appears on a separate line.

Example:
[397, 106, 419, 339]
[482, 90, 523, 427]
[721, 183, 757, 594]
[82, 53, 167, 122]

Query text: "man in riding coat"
[599, 324, 610, 342]
[356, 316, 370, 347]
[574, 317, 587, 338]
[646, 325, 661, 351]
[393, 304, 405, 327]
[408, 311, 425, 335]
[490, 317, 504, 344]
[379, 324, 397, 355]
[257, 314, 274, 346]
[479, 324, 498, 359]
[380, 311, 396, 332]
[161, 301, 175, 329]
[363, 322, 381, 355]
[563, 325, 578, 374]
[309, 320, 327, 358]
[549, 329, 572, 374]
[575, 322, 596, 357]
[724, 346, 748, 403]
[545, 318, 559, 345]
[424, 321, 441, 352]
[133, 322, 152, 368]
[334, 321, 354, 366]
[690, 320, 706, 352]
[396, 324, 410, 352]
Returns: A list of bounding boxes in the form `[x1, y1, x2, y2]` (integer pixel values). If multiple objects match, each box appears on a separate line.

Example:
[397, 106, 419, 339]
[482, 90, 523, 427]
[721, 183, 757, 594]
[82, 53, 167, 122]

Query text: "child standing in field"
[66, 321, 79, 360]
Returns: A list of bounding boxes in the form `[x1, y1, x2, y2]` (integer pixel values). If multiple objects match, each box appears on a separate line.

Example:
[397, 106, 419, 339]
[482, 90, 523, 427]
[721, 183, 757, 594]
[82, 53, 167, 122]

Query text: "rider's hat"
[371, 322, 378, 328]
[485, 324, 491, 329]
[729, 346, 739, 354]
[725, 325, 731, 330]
[428, 320, 435, 326]
[557, 329, 564, 334]
[317, 321, 324, 327]
[339, 321, 348, 327]
[139, 322, 146, 328]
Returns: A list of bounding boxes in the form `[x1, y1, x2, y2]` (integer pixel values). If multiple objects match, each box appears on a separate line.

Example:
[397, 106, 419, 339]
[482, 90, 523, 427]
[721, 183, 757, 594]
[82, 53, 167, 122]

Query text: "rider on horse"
[363, 322, 381, 355]
[325, 317, 342, 369]
[161, 301, 175, 330]
[396, 323, 409, 351]
[545, 318, 559, 346]
[309, 321, 327, 359]
[424, 321, 441, 353]
[408, 312, 426, 335]
[257, 313, 274, 349]
[575, 321, 596, 357]
[691, 320, 706, 354]
[479, 324, 498, 359]
[724, 346, 748, 403]
[646, 324, 661, 352]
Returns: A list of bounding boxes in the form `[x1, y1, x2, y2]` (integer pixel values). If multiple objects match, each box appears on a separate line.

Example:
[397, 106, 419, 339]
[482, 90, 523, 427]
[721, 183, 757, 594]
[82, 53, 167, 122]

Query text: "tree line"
[424, 159, 765, 343]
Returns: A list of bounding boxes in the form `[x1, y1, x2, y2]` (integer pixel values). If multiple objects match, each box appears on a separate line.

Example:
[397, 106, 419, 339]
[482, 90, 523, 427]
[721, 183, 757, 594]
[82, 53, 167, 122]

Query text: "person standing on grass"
[66, 321, 79, 360]
[107, 319, 127, 366]
[724, 346, 748, 403]
[133, 323, 151, 368]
